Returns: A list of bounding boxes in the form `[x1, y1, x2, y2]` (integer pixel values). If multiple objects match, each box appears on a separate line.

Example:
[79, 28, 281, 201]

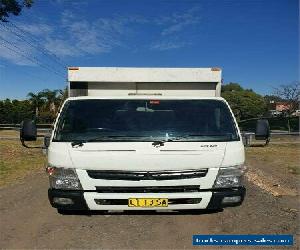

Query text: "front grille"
[94, 198, 202, 205]
[95, 185, 200, 193]
[87, 169, 208, 181]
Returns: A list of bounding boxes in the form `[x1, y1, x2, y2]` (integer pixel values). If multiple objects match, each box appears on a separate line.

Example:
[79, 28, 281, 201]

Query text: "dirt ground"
[0, 132, 299, 249]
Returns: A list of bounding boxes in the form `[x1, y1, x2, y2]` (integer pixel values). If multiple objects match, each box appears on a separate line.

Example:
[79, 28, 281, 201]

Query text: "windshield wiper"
[151, 134, 232, 145]
[71, 134, 233, 147]
[152, 135, 176, 147]
[71, 141, 85, 147]
[151, 135, 193, 145]
[170, 134, 233, 141]
[71, 135, 150, 147]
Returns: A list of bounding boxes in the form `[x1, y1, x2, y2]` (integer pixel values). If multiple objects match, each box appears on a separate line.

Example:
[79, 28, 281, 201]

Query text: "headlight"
[213, 165, 247, 188]
[46, 167, 82, 190]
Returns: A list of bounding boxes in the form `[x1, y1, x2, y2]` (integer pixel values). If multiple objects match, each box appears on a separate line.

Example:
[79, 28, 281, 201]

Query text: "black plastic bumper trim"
[48, 187, 246, 211]
[48, 189, 89, 210]
[87, 169, 208, 181]
[207, 187, 246, 209]
[95, 185, 200, 193]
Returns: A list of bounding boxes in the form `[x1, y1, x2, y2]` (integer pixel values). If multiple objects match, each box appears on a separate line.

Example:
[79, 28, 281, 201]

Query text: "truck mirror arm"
[20, 136, 46, 149]
[265, 137, 270, 146]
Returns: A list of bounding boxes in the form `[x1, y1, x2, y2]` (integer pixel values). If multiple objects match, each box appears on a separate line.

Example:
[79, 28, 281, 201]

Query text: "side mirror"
[255, 119, 270, 140]
[20, 119, 37, 141]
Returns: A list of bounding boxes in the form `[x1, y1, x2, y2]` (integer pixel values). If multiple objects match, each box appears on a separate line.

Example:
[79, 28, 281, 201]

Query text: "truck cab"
[21, 67, 253, 212]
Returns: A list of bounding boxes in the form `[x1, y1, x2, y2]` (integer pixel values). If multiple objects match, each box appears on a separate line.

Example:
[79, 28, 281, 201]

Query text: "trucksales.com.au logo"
[192, 235, 293, 246]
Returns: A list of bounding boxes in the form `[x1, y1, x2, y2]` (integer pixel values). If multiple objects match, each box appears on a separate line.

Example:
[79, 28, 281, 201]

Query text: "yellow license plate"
[128, 198, 168, 207]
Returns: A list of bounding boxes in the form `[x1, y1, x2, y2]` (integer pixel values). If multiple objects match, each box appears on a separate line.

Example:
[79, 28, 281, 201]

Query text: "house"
[267, 102, 296, 117]
[275, 102, 292, 112]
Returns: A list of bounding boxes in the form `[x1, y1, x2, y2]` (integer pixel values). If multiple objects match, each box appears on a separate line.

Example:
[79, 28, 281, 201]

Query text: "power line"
[8, 21, 68, 67]
[0, 21, 66, 68]
[13, 10, 88, 57]
[0, 39, 65, 78]
[0, 22, 66, 70]
[0, 37, 65, 77]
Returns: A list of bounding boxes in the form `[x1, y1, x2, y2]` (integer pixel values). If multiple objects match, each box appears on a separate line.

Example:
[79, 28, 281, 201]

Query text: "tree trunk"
[35, 107, 39, 118]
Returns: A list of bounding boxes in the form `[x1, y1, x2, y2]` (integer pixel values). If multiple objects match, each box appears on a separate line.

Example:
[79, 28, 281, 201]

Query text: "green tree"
[40, 89, 60, 112]
[0, 0, 33, 22]
[0, 87, 68, 124]
[222, 83, 267, 121]
[27, 91, 44, 118]
[0, 99, 13, 123]
[264, 95, 284, 103]
[221, 82, 244, 92]
[58, 87, 68, 103]
[38, 89, 63, 123]
[0, 99, 32, 123]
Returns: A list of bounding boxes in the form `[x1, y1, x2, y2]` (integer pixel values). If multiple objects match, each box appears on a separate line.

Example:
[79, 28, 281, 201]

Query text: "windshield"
[53, 99, 239, 142]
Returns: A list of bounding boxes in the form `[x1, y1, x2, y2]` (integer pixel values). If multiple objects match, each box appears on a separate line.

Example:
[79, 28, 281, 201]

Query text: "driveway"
[0, 166, 298, 249]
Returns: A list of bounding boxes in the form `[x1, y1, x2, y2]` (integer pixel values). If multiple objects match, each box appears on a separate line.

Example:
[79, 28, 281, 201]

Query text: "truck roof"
[68, 67, 221, 83]
[67, 96, 226, 101]
[67, 67, 222, 98]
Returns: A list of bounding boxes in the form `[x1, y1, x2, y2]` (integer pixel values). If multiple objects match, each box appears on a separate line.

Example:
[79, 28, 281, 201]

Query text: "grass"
[288, 165, 300, 175]
[0, 130, 46, 187]
[246, 142, 300, 175]
[0, 129, 21, 137]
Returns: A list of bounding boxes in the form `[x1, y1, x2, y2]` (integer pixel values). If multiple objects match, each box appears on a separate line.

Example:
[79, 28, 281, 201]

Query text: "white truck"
[20, 67, 270, 213]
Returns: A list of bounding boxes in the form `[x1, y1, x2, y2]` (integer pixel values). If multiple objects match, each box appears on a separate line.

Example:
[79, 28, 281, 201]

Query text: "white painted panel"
[84, 192, 212, 210]
[87, 82, 217, 97]
[68, 67, 222, 97]
[88, 82, 136, 96]
[68, 67, 221, 83]
[136, 82, 217, 97]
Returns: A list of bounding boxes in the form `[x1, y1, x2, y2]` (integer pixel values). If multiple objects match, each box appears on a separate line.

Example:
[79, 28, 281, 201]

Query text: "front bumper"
[207, 187, 246, 209]
[48, 189, 88, 210]
[48, 187, 245, 211]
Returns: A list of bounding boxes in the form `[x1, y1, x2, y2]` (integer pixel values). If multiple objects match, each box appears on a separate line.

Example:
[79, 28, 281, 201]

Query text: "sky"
[0, 0, 298, 99]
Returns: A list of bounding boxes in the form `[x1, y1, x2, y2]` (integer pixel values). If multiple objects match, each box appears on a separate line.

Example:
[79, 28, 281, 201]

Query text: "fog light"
[53, 197, 74, 205]
[222, 196, 241, 204]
